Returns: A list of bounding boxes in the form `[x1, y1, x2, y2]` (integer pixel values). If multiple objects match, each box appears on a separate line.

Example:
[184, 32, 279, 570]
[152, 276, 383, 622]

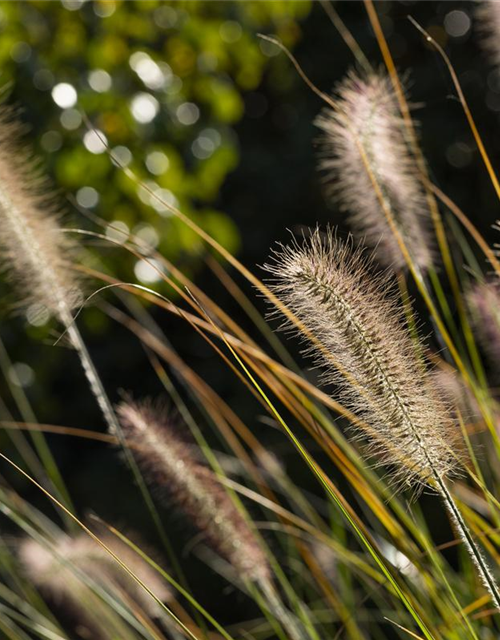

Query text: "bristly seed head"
[265, 228, 462, 492]
[467, 280, 500, 372]
[0, 109, 82, 319]
[475, 1, 500, 71]
[315, 70, 433, 272]
[19, 532, 171, 617]
[117, 399, 270, 583]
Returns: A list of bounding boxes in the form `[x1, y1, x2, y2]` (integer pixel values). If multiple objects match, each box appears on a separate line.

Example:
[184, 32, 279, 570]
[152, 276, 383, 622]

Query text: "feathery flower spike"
[467, 280, 500, 372]
[20, 532, 171, 617]
[266, 228, 457, 490]
[266, 227, 500, 609]
[315, 70, 432, 272]
[0, 108, 132, 448]
[476, 1, 500, 71]
[117, 399, 270, 584]
[0, 110, 81, 320]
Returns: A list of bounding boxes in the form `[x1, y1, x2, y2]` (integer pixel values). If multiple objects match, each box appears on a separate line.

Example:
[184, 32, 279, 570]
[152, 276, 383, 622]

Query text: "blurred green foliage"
[0, 0, 311, 288]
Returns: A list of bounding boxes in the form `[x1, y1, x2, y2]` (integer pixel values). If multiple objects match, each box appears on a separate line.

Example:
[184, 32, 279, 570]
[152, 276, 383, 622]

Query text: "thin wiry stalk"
[266, 229, 500, 610]
[315, 70, 433, 272]
[437, 479, 500, 612]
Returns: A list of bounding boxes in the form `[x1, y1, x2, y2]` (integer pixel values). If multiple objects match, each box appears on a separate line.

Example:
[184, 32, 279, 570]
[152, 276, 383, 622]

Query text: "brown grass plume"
[117, 399, 270, 583]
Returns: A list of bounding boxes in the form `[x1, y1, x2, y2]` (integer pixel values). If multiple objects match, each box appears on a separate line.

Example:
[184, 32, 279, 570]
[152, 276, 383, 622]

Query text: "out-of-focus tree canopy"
[0, 1, 317, 467]
[0, 0, 310, 284]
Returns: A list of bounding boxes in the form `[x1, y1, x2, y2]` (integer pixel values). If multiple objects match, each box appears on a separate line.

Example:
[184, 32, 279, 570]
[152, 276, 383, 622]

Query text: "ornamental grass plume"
[265, 228, 457, 491]
[0, 110, 82, 320]
[265, 228, 500, 608]
[0, 108, 125, 441]
[467, 280, 500, 372]
[315, 70, 433, 272]
[117, 399, 270, 585]
[476, 0, 500, 70]
[19, 532, 171, 618]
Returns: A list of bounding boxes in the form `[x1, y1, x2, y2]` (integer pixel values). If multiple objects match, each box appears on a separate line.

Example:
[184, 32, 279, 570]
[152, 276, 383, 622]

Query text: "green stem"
[437, 478, 500, 612]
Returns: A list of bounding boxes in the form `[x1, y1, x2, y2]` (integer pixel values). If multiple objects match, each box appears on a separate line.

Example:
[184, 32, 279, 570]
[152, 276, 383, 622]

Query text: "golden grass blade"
[408, 16, 500, 202]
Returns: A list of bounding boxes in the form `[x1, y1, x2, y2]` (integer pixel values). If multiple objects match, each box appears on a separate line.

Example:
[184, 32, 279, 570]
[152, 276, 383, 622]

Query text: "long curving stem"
[62, 310, 170, 545]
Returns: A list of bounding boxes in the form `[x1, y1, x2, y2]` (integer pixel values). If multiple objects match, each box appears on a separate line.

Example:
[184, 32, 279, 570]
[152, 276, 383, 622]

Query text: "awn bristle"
[315, 70, 432, 272]
[117, 399, 270, 583]
[0, 111, 81, 319]
[265, 229, 461, 491]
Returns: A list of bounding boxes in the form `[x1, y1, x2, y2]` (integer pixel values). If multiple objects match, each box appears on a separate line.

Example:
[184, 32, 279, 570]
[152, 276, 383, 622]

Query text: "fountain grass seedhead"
[315, 69, 433, 273]
[265, 228, 463, 492]
[476, 1, 500, 71]
[0, 109, 82, 320]
[467, 280, 500, 370]
[117, 398, 271, 584]
[19, 531, 171, 617]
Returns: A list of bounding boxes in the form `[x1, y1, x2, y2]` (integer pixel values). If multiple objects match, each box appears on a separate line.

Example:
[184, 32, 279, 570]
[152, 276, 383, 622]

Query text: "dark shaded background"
[1, 0, 499, 626]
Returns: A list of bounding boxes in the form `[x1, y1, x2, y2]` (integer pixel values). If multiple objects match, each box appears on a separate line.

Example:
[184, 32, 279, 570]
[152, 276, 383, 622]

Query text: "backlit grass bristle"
[117, 399, 270, 584]
[265, 228, 460, 490]
[315, 70, 432, 272]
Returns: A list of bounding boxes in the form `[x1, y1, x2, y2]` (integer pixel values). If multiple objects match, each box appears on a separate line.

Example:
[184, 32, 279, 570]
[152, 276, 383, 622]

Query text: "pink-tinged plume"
[315, 71, 432, 272]
[468, 280, 500, 368]
[265, 228, 460, 491]
[117, 399, 270, 583]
